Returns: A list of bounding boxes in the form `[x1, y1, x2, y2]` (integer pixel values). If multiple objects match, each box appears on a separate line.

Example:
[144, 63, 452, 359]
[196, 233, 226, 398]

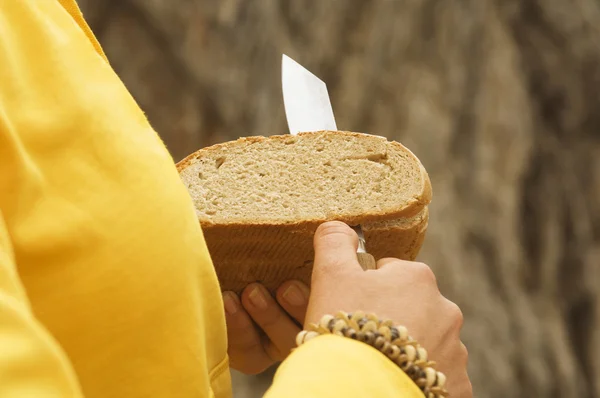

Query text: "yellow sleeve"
[0, 213, 83, 397]
[265, 335, 423, 398]
[0, 1, 230, 397]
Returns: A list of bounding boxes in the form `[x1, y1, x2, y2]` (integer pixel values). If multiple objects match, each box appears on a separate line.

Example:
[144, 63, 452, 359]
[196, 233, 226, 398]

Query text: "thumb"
[313, 221, 361, 275]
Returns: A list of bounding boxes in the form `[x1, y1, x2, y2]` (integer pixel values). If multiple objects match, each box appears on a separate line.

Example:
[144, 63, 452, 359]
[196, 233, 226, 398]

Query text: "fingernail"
[223, 292, 238, 315]
[249, 286, 268, 310]
[282, 283, 306, 307]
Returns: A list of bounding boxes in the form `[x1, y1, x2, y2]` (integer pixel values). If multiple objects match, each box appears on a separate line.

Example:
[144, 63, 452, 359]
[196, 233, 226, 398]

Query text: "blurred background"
[76, 0, 599, 397]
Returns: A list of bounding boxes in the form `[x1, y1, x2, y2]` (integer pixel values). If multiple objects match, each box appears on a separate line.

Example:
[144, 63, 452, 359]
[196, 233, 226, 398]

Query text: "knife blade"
[281, 54, 376, 270]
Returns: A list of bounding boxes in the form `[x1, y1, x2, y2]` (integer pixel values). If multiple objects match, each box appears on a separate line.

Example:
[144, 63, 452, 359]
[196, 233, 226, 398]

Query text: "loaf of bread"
[177, 131, 432, 293]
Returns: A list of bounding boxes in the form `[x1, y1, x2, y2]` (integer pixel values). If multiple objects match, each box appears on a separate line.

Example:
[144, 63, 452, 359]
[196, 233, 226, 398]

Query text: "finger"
[222, 291, 273, 374]
[375, 257, 404, 269]
[378, 259, 436, 288]
[275, 280, 310, 324]
[313, 221, 362, 275]
[241, 284, 302, 361]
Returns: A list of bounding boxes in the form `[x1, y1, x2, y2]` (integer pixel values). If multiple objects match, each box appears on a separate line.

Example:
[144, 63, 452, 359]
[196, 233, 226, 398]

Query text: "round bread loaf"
[177, 131, 431, 293]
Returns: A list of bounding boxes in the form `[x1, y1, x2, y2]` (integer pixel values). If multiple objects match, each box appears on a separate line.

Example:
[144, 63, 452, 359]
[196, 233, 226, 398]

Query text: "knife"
[281, 54, 377, 270]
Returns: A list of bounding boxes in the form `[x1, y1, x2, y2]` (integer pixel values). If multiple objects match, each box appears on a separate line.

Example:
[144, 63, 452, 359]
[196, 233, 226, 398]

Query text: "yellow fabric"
[0, 1, 422, 397]
[0, 1, 229, 396]
[266, 335, 424, 397]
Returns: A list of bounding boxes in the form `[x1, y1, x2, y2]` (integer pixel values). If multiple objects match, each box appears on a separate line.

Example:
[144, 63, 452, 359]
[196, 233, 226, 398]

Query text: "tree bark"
[76, 0, 600, 396]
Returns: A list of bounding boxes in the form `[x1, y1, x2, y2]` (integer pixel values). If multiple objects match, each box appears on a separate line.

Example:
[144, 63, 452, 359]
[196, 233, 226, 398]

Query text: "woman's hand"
[223, 280, 309, 375]
[306, 221, 472, 397]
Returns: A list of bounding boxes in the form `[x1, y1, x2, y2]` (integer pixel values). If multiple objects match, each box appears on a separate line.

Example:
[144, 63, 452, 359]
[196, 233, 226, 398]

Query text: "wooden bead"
[417, 346, 429, 362]
[396, 326, 409, 341]
[404, 345, 417, 362]
[300, 331, 319, 344]
[364, 331, 376, 345]
[424, 367, 437, 387]
[318, 314, 335, 329]
[315, 325, 330, 334]
[383, 343, 395, 357]
[332, 319, 346, 333]
[362, 320, 378, 332]
[356, 332, 366, 343]
[366, 313, 379, 322]
[436, 372, 446, 388]
[306, 331, 320, 341]
[351, 311, 365, 322]
[374, 336, 386, 350]
[381, 319, 394, 327]
[378, 325, 392, 341]
[387, 344, 401, 360]
[296, 330, 308, 346]
[416, 377, 427, 387]
[344, 328, 357, 339]
[335, 311, 349, 320]
[396, 355, 409, 368]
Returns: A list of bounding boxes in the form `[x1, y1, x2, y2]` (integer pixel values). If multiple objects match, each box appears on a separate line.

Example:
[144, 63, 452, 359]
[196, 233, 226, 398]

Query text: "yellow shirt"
[0, 1, 423, 397]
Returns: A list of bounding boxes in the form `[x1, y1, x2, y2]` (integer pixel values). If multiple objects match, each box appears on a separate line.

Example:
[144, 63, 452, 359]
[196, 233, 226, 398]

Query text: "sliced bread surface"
[178, 131, 431, 227]
[177, 131, 432, 292]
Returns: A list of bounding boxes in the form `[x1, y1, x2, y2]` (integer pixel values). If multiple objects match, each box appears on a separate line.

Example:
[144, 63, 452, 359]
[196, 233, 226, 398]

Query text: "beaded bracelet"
[296, 311, 449, 398]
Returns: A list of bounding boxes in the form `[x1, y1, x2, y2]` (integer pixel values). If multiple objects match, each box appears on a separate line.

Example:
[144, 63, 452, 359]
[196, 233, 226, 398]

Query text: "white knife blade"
[281, 55, 337, 135]
[281, 54, 373, 263]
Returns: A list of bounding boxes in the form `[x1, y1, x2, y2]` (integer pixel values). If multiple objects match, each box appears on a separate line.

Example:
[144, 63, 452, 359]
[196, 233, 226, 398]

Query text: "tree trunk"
[76, 0, 600, 396]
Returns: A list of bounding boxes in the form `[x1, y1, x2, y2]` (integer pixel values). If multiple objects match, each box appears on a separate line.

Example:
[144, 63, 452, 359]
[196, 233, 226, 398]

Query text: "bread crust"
[199, 208, 429, 294]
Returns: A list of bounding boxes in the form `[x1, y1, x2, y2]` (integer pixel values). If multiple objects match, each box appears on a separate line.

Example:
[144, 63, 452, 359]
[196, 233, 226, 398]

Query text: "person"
[0, 1, 471, 397]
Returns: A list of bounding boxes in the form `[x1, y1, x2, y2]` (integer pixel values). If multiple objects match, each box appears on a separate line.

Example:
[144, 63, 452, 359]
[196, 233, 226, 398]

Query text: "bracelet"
[296, 311, 449, 398]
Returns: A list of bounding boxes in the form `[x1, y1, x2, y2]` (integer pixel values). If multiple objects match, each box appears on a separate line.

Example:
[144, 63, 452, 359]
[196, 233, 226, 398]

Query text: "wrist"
[296, 311, 448, 397]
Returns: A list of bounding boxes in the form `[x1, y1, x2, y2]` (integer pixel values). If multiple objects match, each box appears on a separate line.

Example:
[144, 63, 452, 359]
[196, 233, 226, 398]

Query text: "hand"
[222, 280, 310, 375]
[306, 221, 472, 397]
